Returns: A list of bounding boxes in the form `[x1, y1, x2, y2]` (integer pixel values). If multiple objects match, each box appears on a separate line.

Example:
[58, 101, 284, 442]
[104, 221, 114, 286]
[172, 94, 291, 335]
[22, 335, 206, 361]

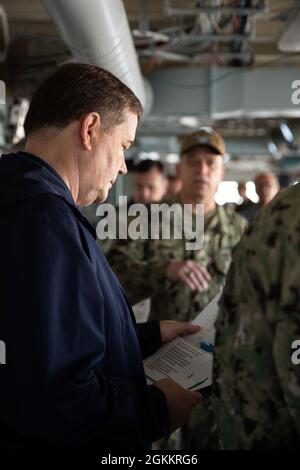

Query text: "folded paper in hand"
[143, 293, 221, 390]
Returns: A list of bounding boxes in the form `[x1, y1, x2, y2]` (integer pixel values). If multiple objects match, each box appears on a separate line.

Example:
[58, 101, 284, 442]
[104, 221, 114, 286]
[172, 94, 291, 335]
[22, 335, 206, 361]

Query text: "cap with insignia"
[180, 127, 225, 156]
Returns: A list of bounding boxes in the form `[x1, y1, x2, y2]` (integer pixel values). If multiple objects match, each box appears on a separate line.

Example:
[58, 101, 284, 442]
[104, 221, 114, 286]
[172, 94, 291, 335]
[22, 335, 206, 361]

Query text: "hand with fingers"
[160, 320, 201, 344]
[166, 260, 211, 292]
[153, 378, 201, 433]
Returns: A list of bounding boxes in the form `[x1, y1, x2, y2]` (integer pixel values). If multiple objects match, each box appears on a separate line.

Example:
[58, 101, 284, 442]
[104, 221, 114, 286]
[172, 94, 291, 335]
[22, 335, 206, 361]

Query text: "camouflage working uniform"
[107, 196, 246, 449]
[212, 183, 300, 449]
[107, 196, 246, 321]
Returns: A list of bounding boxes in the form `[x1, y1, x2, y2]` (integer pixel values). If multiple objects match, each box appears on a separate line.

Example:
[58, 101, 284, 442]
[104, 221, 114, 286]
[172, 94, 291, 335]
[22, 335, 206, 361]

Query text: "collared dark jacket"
[0, 151, 169, 449]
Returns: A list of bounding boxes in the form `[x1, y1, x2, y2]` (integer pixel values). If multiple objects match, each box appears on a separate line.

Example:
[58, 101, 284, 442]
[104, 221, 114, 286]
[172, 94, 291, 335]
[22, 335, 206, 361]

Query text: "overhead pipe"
[41, 0, 152, 113]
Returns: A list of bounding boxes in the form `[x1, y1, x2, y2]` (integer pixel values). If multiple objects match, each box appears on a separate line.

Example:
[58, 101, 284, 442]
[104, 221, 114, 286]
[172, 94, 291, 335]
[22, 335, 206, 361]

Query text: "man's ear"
[80, 112, 101, 151]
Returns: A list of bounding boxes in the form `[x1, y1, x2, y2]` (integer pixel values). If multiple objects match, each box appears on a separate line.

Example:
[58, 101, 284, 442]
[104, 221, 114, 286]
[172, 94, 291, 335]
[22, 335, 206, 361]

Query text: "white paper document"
[143, 292, 221, 390]
[132, 298, 151, 323]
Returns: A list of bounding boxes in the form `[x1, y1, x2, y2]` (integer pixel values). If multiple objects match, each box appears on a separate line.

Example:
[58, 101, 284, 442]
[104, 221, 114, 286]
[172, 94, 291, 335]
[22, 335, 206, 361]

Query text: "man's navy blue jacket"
[0, 151, 169, 449]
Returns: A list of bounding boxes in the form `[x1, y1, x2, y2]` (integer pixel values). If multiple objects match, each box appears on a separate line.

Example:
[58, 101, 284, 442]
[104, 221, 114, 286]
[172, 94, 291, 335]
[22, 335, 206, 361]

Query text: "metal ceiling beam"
[141, 50, 253, 63]
[164, 5, 266, 16]
[170, 34, 273, 44]
[193, 52, 253, 61]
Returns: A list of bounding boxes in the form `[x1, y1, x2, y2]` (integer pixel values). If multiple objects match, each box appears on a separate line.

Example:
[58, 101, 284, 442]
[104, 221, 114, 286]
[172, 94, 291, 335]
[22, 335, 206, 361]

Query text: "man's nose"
[141, 188, 151, 202]
[119, 159, 127, 175]
[196, 161, 208, 175]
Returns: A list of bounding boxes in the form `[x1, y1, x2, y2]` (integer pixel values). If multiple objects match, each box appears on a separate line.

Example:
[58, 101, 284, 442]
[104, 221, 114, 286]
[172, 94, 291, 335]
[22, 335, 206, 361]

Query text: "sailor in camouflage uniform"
[108, 128, 246, 449]
[108, 129, 246, 320]
[212, 182, 300, 449]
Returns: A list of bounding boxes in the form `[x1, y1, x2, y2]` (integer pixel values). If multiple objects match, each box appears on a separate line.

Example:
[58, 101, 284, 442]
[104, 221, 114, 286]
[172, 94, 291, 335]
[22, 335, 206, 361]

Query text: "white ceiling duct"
[41, 0, 152, 112]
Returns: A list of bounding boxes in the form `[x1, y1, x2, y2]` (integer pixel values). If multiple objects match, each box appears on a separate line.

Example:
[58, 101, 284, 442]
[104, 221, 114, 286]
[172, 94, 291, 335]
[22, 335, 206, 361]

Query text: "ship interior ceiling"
[1, 0, 300, 202]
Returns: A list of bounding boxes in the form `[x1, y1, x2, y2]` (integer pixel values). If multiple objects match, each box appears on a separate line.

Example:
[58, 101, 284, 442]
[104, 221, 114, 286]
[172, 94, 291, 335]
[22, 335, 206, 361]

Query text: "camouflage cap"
[180, 128, 225, 156]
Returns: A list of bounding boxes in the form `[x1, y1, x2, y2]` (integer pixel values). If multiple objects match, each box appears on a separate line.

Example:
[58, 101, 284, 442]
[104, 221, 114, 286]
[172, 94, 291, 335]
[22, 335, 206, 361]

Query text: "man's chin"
[192, 190, 206, 200]
[94, 190, 108, 204]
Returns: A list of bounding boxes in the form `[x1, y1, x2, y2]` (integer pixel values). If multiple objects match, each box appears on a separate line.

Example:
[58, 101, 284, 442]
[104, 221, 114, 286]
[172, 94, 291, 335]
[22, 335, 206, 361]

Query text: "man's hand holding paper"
[144, 293, 221, 391]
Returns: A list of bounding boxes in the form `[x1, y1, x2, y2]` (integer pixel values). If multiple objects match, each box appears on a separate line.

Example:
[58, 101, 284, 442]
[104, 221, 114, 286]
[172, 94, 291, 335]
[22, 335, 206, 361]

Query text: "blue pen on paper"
[199, 341, 214, 353]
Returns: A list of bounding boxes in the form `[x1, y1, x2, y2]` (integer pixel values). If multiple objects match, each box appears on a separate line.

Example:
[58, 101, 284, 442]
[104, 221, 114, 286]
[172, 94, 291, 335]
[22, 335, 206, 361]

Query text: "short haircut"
[254, 172, 279, 186]
[24, 63, 143, 137]
[133, 159, 164, 175]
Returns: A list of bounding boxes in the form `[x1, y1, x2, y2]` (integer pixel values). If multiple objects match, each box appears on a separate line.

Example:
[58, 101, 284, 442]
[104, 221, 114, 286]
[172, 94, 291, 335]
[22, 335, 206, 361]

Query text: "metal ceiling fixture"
[278, 4, 300, 51]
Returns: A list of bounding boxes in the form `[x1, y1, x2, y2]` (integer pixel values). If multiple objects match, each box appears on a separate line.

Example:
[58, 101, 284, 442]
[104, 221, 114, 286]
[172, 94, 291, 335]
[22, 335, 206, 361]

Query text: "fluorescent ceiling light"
[139, 151, 160, 161]
[279, 121, 294, 143]
[268, 141, 279, 155]
[165, 153, 179, 164]
[179, 116, 199, 128]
